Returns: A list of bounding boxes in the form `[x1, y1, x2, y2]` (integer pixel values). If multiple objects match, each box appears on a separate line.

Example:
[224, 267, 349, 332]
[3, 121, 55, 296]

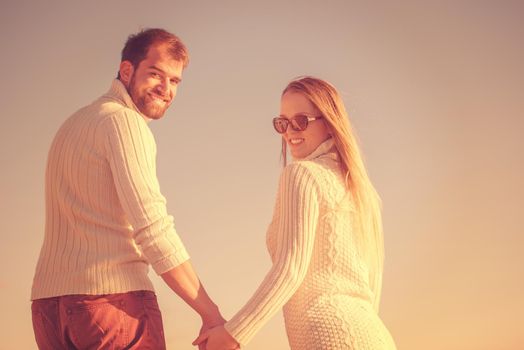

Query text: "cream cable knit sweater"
[31, 80, 189, 300]
[224, 139, 396, 349]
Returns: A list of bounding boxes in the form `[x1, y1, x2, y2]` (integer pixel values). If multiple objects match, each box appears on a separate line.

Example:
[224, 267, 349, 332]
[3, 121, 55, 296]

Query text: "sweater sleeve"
[224, 162, 320, 346]
[103, 110, 189, 274]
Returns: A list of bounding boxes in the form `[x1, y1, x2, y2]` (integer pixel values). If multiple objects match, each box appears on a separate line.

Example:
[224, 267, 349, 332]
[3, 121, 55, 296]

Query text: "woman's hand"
[193, 325, 240, 350]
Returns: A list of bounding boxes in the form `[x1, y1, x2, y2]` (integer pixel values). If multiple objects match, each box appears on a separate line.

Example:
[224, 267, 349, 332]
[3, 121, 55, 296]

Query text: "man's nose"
[156, 78, 169, 94]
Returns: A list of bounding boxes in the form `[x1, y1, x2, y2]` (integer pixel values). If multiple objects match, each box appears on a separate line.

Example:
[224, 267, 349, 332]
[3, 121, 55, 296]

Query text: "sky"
[0, 0, 523, 349]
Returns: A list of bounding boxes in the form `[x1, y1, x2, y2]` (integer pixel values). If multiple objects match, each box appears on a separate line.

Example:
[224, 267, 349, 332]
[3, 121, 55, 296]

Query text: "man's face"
[120, 44, 184, 119]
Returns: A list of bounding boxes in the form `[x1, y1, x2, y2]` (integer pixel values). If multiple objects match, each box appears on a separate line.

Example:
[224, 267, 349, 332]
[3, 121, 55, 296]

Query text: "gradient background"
[1, 1, 523, 349]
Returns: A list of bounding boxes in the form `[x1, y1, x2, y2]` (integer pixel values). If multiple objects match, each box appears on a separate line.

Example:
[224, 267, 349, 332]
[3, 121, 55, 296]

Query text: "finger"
[192, 332, 209, 346]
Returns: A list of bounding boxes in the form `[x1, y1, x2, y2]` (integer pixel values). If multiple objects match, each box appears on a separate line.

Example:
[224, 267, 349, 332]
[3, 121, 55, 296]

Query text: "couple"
[30, 28, 396, 350]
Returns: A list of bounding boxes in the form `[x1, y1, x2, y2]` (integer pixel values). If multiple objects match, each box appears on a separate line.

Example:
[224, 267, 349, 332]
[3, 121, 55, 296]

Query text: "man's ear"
[119, 61, 134, 86]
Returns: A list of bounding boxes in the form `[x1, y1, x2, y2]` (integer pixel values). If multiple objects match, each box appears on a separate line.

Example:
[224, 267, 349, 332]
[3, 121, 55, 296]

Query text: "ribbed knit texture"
[31, 80, 190, 300]
[224, 139, 396, 349]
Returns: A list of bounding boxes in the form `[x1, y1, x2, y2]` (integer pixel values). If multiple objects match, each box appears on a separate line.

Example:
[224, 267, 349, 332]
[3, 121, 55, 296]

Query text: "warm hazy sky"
[1, 1, 523, 349]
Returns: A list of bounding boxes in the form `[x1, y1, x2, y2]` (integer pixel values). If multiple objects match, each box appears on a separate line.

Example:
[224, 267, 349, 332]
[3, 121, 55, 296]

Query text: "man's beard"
[128, 75, 170, 119]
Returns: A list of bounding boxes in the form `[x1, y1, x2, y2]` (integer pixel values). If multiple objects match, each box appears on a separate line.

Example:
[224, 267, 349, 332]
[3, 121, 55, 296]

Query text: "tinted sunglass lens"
[273, 118, 288, 133]
[293, 115, 309, 131]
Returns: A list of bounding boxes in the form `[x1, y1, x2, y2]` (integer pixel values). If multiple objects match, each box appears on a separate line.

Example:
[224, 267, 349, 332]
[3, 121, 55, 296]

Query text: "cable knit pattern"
[31, 80, 190, 300]
[224, 139, 396, 349]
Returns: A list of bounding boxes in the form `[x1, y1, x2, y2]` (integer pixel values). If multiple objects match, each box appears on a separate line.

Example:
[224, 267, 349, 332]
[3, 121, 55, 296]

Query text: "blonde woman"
[194, 77, 396, 350]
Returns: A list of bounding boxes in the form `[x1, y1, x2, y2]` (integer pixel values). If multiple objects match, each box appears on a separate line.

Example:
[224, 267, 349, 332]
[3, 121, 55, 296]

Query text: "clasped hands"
[193, 321, 240, 350]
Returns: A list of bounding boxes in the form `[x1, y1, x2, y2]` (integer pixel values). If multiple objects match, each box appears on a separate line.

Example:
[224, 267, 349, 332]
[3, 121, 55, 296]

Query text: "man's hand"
[198, 313, 226, 350]
[193, 325, 240, 350]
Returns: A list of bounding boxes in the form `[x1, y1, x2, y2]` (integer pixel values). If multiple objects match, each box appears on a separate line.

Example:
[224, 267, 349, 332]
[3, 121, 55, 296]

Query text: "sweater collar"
[293, 137, 338, 162]
[105, 79, 152, 122]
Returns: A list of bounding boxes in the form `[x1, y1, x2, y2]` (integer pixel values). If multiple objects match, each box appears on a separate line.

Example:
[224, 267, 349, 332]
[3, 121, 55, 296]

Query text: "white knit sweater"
[224, 139, 394, 349]
[31, 80, 189, 299]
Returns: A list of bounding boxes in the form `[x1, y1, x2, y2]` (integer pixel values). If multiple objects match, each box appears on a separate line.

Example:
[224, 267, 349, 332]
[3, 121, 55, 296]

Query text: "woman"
[194, 77, 396, 349]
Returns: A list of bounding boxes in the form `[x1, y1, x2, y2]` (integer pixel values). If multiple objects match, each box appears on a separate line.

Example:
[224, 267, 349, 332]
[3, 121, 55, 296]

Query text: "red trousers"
[31, 290, 166, 350]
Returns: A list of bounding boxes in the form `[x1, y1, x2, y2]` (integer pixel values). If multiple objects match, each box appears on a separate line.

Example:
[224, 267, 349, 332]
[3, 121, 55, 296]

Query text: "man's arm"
[103, 111, 224, 329]
[162, 261, 227, 350]
[161, 260, 224, 325]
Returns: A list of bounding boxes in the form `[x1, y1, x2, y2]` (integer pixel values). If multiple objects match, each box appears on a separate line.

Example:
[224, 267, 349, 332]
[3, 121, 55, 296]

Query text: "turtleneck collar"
[105, 79, 152, 123]
[293, 137, 338, 162]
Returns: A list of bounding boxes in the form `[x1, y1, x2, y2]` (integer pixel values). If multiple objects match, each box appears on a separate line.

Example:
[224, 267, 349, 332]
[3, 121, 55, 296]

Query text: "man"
[31, 28, 224, 349]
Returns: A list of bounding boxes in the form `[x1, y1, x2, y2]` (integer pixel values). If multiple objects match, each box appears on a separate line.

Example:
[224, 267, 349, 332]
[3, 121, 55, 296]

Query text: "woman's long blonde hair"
[282, 76, 385, 310]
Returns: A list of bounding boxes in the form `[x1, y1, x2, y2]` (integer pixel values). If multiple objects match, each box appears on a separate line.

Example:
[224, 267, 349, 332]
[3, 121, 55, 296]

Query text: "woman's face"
[279, 91, 331, 159]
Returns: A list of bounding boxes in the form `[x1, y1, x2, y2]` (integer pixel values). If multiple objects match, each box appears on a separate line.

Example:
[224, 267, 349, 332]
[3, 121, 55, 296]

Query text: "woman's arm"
[194, 162, 320, 349]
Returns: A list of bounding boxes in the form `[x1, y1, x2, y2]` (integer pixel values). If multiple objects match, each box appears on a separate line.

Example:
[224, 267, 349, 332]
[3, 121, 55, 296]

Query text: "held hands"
[193, 325, 240, 350]
[198, 313, 228, 350]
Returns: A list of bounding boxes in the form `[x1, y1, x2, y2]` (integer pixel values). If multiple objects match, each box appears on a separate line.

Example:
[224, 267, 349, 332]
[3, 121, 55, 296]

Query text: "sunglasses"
[272, 115, 323, 134]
